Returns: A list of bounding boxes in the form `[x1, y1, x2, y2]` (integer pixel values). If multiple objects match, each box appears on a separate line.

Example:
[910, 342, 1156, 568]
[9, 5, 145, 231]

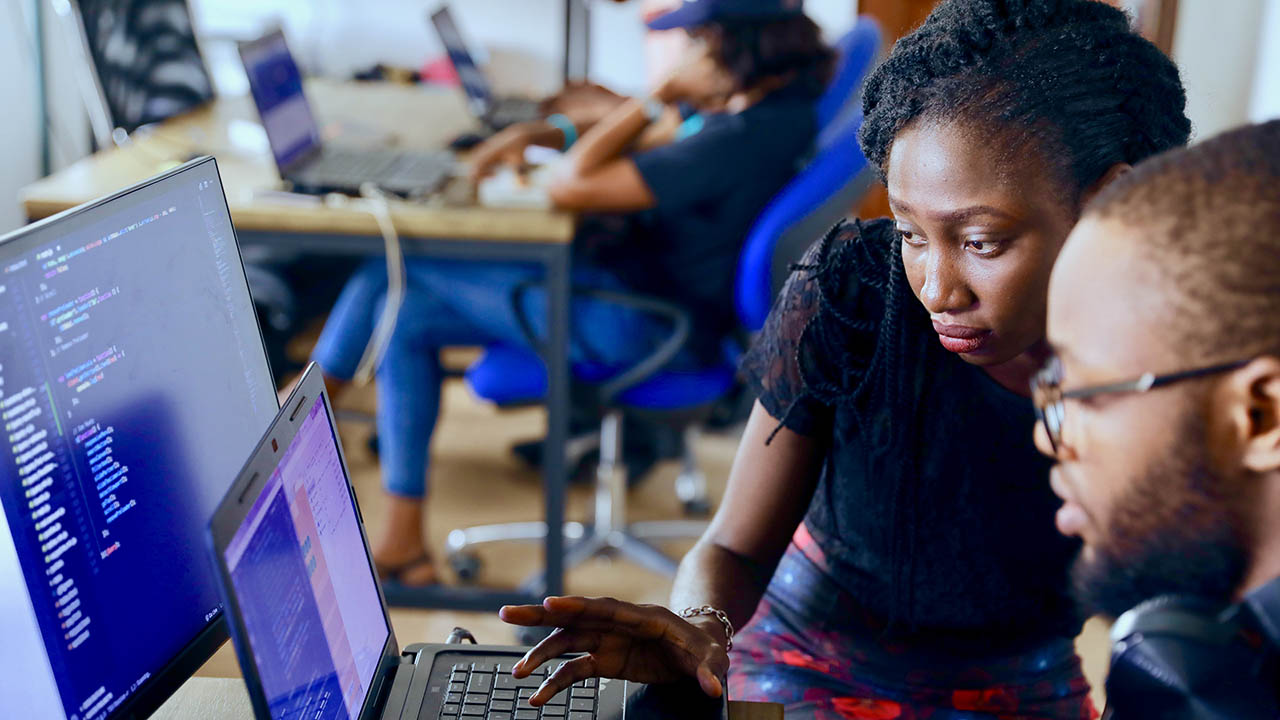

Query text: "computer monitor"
[238, 29, 323, 174]
[0, 158, 278, 719]
[430, 6, 496, 117]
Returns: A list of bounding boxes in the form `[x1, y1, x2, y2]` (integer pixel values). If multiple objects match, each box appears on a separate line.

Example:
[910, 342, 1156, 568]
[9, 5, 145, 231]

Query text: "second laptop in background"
[239, 29, 454, 198]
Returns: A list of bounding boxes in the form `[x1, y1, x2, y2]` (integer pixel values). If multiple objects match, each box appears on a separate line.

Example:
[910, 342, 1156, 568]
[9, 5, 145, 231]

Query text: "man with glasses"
[1033, 119, 1280, 715]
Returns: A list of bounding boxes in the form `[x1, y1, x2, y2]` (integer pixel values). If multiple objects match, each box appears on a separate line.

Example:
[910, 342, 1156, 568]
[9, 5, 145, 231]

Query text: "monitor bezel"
[236, 27, 325, 176]
[208, 363, 401, 720]
[0, 156, 277, 720]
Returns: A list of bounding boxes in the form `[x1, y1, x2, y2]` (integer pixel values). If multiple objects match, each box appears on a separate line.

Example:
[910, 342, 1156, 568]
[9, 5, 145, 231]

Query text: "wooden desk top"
[152, 677, 783, 720]
[20, 81, 575, 245]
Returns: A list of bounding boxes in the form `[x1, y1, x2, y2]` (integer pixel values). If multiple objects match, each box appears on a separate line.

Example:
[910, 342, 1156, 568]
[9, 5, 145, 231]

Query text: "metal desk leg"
[540, 244, 570, 598]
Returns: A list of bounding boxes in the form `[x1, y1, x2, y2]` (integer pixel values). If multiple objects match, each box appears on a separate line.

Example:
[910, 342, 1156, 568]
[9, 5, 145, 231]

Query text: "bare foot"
[372, 494, 439, 587]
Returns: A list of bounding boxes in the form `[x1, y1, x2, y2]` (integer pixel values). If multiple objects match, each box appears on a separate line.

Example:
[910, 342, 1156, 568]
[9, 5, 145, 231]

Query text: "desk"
[20, 80, 576, 611]
[153, 677, 783, 720]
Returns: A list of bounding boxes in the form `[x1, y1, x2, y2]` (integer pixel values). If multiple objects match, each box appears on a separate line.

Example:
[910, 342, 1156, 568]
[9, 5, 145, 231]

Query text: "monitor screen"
[223, 394, 389, 720]
[430, 8, 493, 113]
[239, 31, 322, 172]
[0, 159, 277, 719]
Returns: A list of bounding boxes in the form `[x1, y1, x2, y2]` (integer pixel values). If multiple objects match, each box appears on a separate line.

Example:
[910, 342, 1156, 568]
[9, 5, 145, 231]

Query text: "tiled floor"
[196, 374, 1111, 711]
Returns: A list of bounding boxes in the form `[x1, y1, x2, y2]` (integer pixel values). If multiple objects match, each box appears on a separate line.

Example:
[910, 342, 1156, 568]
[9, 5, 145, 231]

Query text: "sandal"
[374, 552, 440, 587]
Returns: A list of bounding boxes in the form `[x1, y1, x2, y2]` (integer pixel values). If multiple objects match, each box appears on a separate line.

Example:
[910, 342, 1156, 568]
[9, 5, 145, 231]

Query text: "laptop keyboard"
[439, 661, 599, 720]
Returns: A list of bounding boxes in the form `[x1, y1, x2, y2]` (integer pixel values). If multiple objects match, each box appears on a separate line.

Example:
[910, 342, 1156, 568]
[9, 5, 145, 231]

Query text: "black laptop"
[239, 29, 453, 197]
[429, 6, 543, 131]
[208, 363, 730, 720]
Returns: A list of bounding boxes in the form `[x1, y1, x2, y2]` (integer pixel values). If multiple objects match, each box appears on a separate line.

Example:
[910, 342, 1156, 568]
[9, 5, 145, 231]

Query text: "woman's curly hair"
[858, 0, 1191, 195]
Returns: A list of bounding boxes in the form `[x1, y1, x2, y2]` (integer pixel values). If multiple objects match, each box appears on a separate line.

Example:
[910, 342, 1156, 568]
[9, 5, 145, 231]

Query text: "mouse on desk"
[449, 132, 489, 151]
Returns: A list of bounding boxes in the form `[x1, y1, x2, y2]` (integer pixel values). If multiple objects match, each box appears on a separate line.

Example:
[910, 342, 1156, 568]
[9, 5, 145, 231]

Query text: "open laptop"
[0, 157, 278, 719]
[429, 6, 543, 131]
[209, 363, 730, 719]
[239, 29, 453, 197]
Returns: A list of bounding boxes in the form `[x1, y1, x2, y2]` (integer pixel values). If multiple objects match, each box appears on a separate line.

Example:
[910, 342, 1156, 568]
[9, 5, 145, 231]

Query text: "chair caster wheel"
[516, 625, 555, 646]
[682, 498, 712, 517]
[449, 552, 482, 583]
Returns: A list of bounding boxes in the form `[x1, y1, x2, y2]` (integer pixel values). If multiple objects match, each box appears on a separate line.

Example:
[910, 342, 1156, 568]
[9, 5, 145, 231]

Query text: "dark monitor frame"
[207, 363, 401, 720]
[0, 156, 275, 720]
[236, 27, 325, 177]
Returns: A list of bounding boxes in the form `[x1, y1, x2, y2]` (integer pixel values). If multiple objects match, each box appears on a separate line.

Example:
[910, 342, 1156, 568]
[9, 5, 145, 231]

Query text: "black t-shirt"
[740, 218, 1083, 649]
[618, 86, 816, 345]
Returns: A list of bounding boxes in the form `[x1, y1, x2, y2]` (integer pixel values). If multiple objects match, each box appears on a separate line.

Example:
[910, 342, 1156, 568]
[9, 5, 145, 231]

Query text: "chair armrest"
[510, 281, 693, 404]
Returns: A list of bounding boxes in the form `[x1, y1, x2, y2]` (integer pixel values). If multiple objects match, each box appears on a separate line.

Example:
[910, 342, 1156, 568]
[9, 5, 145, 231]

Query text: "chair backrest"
[734, 111, 874, 332]
[815, 17, 882, 149]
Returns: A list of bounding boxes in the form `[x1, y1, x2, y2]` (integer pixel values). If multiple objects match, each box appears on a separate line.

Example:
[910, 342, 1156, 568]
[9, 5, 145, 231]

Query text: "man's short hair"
[1084, 119, 1280, 362]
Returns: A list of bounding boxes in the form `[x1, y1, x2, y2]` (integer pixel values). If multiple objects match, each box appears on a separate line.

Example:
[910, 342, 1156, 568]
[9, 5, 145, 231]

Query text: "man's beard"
[1070, 416, 1252, 619]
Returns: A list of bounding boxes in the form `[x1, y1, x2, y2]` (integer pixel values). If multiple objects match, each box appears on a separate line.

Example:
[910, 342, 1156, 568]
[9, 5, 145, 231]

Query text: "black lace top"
[741, 218, 1082, 648]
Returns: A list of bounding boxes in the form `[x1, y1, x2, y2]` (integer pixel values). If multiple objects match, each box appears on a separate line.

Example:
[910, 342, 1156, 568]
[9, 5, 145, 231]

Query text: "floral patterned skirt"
[727, 525, 1098, 720]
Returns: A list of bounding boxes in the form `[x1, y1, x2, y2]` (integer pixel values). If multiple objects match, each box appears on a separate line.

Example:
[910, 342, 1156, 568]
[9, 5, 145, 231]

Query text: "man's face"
[1038, 216, 1251, 617]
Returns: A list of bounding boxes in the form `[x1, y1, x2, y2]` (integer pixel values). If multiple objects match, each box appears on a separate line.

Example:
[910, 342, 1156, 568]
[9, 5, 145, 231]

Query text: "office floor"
[195, 367, 1112, 710]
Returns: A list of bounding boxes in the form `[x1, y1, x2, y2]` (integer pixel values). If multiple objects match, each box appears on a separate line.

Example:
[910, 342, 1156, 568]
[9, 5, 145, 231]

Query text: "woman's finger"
[512, 629, 606, 678]
[498, 604, 548, 626]
[529, 655, 601, 707]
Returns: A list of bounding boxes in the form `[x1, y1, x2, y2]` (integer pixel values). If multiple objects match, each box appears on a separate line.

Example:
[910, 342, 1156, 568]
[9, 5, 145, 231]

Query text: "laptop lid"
[429, 6, 494, 118]
[238, 29, 324, 175]
[210, 363, 399, 720]
[0, 157, 278, 720]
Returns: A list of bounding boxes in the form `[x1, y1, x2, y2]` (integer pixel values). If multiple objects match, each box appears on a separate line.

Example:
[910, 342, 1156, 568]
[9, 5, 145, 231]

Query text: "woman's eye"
[898, 229, 923, 245]
[965, 238, 1002, 255]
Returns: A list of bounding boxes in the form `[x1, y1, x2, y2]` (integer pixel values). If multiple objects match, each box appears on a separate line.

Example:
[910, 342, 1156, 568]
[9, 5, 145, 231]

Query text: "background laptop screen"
[431, 8, 493, 112]
[0, 160, 277, 718]
[224, 394, 389, 720]
[240, 31, 322, 171]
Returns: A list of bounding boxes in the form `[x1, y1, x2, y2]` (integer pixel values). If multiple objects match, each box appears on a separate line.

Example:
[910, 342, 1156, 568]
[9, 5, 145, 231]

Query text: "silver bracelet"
[679, 605, 735, 651]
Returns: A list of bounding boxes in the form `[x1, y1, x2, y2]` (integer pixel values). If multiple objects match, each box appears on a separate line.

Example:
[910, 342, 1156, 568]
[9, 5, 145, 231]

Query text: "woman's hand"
[468, 124, 538, 182]
[499, 596, 730, 706]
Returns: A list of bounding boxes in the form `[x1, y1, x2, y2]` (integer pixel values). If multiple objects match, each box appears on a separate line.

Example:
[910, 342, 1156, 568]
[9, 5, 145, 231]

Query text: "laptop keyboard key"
[495, 674, 518, 690]
[439, 704, 459, 718]
[463, 693, 488, 705]
[570, 688, 594, 699]
[460, 703, 486, 716]
[540, 707, 566, 718]
[569, 699, 594, 712]
[489, 700, 514, 712]
[492, 689, 516, 701]
[544, 690, 568, 706]
[513, 711, 538, 720]
[488, 715, 511, 720]
[568, 713, 593, 720]
[448, 681, 466, 693]
[467, 673, 494, 694]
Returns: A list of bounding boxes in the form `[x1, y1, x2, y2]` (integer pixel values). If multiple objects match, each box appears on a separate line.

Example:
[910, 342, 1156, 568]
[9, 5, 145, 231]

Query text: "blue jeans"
[311, 258, 672, 498]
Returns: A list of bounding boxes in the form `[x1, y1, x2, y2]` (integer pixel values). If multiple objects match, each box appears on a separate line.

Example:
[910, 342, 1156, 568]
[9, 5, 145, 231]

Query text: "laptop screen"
[430, 7, 493, 114]
[0, 159, 277, 719]
[240, 31, 322, 172]
[223, 394, 389, 720]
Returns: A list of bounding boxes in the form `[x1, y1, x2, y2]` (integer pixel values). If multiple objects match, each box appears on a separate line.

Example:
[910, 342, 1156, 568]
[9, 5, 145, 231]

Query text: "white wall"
[1172, 0, 1268, 141]
[1251, 0, 1280, 122]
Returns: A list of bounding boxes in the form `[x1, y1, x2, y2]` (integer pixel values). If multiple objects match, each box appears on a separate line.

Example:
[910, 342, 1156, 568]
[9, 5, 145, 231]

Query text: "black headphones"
[1104, 577, 1280, 719]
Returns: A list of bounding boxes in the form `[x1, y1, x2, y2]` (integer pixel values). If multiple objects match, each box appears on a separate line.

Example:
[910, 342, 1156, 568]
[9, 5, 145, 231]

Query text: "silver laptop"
[429, 6, 542, 131]
[207, 363, 730, 720]
[239, 29, 453, 197]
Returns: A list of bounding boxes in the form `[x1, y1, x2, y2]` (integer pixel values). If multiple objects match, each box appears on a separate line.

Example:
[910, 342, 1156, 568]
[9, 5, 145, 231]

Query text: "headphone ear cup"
[1106, 595, 1280, 719]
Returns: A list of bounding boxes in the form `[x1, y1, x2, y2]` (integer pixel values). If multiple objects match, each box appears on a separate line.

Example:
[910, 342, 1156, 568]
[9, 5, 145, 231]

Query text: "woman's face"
[886, 120, 1079, 367]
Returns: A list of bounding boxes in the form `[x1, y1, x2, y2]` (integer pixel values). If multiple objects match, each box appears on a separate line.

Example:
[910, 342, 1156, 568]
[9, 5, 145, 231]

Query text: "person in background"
[499, 1, 1190, 717]
[311, 0, 834, 586]
[1035, 119, 1280, 716]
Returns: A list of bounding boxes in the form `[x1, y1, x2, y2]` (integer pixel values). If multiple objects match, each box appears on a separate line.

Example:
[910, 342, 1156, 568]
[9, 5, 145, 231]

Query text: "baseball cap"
[646, 0, 805, 31]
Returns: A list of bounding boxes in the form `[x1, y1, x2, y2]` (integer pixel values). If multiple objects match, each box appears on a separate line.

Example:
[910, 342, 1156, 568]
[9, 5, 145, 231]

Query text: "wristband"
[679, 605, 735, 651]
[546, 113, 577, 152]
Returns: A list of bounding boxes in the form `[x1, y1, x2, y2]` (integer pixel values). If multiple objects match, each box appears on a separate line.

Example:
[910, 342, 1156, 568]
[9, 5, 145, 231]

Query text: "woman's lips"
[931, 321, 992, 354]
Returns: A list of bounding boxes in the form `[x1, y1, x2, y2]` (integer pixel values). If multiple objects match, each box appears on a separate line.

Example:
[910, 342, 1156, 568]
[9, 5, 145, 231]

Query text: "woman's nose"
[920, 248, 975, 315]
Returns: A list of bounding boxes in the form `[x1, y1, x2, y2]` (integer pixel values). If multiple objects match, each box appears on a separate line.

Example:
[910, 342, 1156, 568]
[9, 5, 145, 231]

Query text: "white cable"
[352, 183, 406, 386]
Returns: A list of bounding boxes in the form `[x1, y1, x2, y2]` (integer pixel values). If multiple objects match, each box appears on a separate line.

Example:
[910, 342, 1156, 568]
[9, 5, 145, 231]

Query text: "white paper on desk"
[478, 165, 555, 209]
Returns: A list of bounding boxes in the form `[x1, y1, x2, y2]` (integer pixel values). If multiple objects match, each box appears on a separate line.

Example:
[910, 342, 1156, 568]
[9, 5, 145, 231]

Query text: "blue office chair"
[447, 112, 874, 581]
[816, 17, 882, 150]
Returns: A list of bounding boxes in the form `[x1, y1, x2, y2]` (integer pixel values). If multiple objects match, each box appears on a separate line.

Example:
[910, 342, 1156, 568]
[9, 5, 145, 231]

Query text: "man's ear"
[1222, 356, 1280, 474]
[1079, 163, 1132, 210]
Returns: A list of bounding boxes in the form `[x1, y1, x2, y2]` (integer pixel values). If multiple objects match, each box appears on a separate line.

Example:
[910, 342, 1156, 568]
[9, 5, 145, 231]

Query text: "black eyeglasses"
[1030, 355, 1251, 455]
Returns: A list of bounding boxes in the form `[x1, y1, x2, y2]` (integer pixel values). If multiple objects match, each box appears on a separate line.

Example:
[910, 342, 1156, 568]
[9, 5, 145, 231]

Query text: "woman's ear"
[1079, 163, 1132, 210]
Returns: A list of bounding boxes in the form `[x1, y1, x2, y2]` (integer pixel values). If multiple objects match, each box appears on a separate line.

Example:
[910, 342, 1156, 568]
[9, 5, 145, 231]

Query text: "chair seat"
[464, 344, 736, 410]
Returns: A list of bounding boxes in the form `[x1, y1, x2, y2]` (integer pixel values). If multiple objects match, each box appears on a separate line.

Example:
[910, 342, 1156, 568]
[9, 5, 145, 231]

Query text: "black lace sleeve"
[739, 218, 900, 440]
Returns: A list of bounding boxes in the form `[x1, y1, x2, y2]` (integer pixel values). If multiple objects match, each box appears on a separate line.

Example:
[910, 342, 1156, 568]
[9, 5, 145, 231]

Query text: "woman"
[499, 0, 1191, 717]
[311, 2, 834, 586]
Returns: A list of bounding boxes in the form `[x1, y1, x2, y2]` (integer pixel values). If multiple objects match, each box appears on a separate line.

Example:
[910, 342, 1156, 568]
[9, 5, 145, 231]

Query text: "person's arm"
[545, 96, 663, 212]
[669, 402, 825, 643]
[500, 401, 824, 702]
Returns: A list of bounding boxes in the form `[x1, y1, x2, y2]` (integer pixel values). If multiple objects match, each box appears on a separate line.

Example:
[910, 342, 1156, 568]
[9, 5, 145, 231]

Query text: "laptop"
[0, 157, 278, 719]
[239, 29, 454, 197]
[208, 363, 730, 719]
[429, 6, 543, 131]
